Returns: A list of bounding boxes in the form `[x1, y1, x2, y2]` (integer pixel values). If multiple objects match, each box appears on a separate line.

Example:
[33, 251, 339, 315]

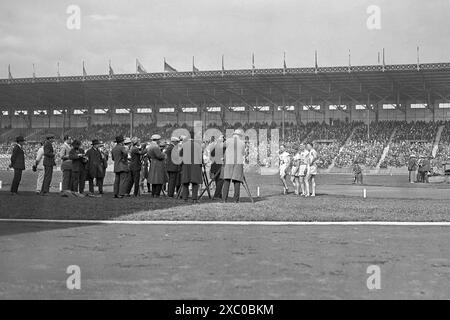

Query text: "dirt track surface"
[1, 222, 450, 299]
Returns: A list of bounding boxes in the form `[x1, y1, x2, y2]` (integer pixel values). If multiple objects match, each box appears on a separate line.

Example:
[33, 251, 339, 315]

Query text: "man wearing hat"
[179, 133, 203, 202]
[127, 137, 147, 197]
[112, 135, 130, 198]
[69, 140, 88, 194]
[165, 136, 182, 197]
[9, 136, 26, 195]
[147, 134, 167, 197]
[408, 154, 417, 184]
[210, 135, 226, 200]
[41, 133, 56, 195]
[59, 135, 73, 194]
[86, 139, 108, 194]
[222, 129, 246, 203]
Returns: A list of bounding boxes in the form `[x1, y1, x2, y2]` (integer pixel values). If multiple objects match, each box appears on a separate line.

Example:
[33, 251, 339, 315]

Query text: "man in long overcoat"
[69, 140, 87, 194]
[147, 134, 167, 197]
[9, 136, 26, 195]
[112, 135, 129, 198]
[222, 129, 245, 203]
[86, 139, 107, 194]
[179, 136, 203, 202]
[41, 134, 56, 195]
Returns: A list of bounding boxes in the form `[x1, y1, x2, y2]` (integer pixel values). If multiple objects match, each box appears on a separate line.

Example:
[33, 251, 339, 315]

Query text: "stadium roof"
[2, 62, 450, 112]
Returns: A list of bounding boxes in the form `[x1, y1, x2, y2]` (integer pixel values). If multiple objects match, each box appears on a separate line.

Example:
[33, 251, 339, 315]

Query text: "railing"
[2, 62, 450, 85]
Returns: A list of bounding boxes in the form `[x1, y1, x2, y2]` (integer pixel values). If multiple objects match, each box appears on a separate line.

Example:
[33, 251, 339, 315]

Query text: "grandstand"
[2, 62, 450, 172]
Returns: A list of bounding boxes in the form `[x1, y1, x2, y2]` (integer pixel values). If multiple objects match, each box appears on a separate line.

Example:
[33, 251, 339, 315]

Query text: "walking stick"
[242, 175, 254, 203]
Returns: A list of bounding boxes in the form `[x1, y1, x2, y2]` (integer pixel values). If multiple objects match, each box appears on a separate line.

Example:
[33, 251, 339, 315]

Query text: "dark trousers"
[222, 179, 241, 202]
[127, 170, 141, 196]
[10, 169, 23, 193]
[114, 172, 129, 196]
[212, 172, 224, 199]
[152, 184, 163, 197]
[167, 171, 180, 197]
[42, 165, 53, 193]
[182, 183, 199, 200]
[72, 170, 87, 193]
[62, 169, 72, 191]
[88, 177, 104, 194]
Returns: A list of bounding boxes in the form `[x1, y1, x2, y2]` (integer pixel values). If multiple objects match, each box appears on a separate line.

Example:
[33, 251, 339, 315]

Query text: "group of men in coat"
[8, 128, 247, 202]
[9, 134, 56, 196]
[55, 135, 109, 196]
[111, 128, 246, 203]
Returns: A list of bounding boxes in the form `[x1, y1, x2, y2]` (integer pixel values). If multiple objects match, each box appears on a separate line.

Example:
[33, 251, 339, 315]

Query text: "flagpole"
[348, 49, 351, 73]
[221, 54, 224, 76]
[417, 46, 420, 71]
[314, 50, 318, 74]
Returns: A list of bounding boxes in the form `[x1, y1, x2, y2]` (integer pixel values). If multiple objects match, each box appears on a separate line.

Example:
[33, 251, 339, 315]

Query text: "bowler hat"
[115, 135, 124, 143]
[16, 136, 25, 143]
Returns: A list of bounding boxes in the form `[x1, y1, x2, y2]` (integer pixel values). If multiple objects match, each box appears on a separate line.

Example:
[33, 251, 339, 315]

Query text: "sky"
[1, 0, 450, 78]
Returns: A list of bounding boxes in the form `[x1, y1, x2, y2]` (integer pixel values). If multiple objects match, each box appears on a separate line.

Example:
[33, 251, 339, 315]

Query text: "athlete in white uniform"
[279, 145, 291, 194]
[305, 142, 318, 197]
[290, 144, 309, 196]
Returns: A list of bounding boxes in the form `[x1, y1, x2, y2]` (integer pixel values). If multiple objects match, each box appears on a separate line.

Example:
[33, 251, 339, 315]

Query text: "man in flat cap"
[41, 133, 56, 196]
[9, 136, 26, 195]
[86, 139, 108, 195]
[165, 136, 182, 197]
[147, 134, 167, 197]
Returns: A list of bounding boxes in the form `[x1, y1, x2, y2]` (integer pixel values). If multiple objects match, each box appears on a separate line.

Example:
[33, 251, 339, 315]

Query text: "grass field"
[0, 170, 449, 222]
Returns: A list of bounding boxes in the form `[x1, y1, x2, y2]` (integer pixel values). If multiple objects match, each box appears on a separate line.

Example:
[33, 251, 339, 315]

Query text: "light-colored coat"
[223, 135, 245, 182]
[147, 142, 167, 184]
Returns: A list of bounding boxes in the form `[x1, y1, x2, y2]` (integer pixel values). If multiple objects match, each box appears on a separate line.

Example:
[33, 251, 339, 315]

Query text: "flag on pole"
[416, 46, 420, 71]
[82, 61, 87, 77]
[348, 49, 352, 73]
[57, 62, 61, 78]
[377, 51, 380, 65]
[136, 59, 147, 74]
[32, 64, 36, 79]
[251, 53, 255, 76]
[8, 65, 12, 80]
[314, 50, 318, 73]
[382, 48, 386, 72]
[283, 52, 287, 73]
[164, 58, 177, 72]
[108, 60, 114, 76]
[221, 54, 225, 76]
[192, 56, 199, 73]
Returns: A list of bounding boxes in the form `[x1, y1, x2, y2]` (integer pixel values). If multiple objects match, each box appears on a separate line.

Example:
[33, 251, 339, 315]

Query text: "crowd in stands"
[2, 120, 450, 171]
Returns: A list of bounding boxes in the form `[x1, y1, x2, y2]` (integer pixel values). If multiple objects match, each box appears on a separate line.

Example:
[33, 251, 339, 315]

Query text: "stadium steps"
[432, 125, 444, 158]
[326, 126, 358, 173]
[376, 127, 398, 171]
[24, 129, 44, 142]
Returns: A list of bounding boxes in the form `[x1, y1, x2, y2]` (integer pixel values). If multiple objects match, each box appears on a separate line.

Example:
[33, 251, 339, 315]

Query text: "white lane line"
[1, 219, 450, 226]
